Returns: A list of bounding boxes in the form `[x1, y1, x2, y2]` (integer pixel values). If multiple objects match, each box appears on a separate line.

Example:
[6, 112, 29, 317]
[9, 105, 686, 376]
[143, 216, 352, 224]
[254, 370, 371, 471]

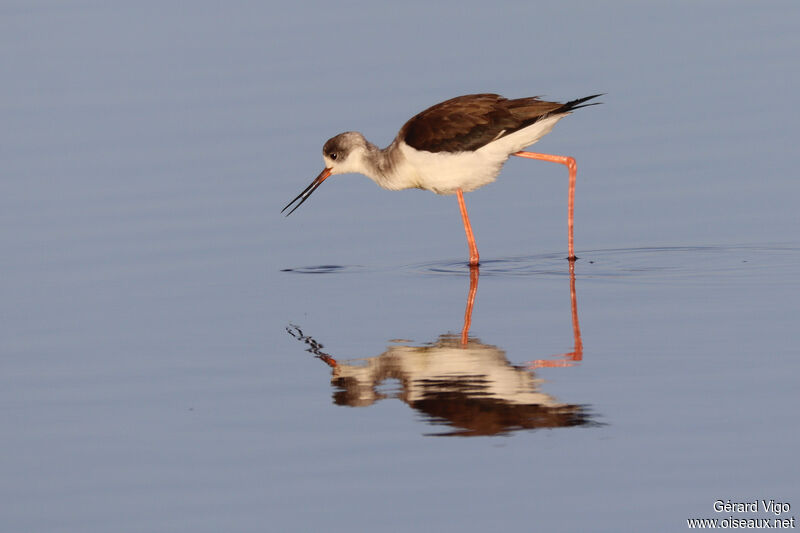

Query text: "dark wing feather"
[399, 93, 601, 153]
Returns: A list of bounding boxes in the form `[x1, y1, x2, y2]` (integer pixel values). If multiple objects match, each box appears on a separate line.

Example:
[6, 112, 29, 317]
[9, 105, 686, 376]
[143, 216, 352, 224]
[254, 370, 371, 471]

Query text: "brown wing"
[398, 94, 565, 153]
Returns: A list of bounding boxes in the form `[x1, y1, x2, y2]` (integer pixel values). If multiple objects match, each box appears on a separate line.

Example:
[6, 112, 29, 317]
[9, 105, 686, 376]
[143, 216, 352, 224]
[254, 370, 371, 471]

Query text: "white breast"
[395, 114, 567, 195]
[397, 142, 504, 194]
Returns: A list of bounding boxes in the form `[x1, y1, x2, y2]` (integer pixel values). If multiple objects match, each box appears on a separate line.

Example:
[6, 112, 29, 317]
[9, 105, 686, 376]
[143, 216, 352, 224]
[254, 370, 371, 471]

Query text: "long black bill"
[281, 168, 332, 216]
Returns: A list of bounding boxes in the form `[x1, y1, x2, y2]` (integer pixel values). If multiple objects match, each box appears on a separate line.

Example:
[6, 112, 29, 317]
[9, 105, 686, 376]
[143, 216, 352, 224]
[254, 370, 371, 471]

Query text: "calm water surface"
[2, 2, 798, 532]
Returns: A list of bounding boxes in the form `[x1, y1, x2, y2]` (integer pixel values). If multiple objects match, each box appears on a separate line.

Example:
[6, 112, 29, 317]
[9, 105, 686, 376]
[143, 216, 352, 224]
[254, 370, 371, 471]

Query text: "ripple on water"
[412, 252, 572, 278]
[280, 264, 364, 274]
[576, 244, 800, 286]
[408, 244, 800, 286]
[281, 244, 800, 286]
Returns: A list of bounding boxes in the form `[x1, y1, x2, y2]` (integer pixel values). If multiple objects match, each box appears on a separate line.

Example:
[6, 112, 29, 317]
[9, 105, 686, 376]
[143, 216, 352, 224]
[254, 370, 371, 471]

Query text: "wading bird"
[283, 93, 600, 264]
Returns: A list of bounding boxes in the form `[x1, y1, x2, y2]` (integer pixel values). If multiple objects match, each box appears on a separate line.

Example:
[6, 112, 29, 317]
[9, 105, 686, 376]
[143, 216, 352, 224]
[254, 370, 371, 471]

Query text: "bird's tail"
[557, 94, 604, 113]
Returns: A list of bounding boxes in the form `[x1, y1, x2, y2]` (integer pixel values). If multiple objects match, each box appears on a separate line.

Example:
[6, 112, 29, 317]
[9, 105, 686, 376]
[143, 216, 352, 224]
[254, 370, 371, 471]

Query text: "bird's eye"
[329, 152, 338, 160]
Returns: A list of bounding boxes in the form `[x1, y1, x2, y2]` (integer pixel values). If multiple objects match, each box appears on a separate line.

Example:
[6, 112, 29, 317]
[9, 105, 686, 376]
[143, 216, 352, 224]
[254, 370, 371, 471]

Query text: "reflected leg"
[460, 265, 480, 346]
[527, 261, 583, 368]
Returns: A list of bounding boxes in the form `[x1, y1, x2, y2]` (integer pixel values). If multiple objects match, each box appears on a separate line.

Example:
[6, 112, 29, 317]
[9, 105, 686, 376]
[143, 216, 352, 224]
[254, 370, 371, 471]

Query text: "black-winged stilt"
[283, 93, 601, 265]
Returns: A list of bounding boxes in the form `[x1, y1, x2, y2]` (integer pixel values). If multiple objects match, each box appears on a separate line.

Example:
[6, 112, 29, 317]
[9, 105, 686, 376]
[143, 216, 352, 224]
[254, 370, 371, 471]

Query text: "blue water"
[2, 2, 798, 532]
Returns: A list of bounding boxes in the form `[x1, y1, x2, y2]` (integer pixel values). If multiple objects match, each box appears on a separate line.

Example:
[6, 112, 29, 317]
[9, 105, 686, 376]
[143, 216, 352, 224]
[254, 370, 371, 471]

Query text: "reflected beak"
[281, 168, 332, 216]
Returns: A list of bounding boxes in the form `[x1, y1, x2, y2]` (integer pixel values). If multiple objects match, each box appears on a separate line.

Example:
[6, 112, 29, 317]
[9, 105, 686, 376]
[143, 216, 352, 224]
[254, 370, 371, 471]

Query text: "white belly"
[395, 114, 566, 195]
[399, 142, 506, 194]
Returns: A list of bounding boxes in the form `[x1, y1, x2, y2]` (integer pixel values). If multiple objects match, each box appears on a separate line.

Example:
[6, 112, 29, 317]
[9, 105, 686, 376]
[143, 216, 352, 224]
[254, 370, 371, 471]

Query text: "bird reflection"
[287, 262, 594, 436]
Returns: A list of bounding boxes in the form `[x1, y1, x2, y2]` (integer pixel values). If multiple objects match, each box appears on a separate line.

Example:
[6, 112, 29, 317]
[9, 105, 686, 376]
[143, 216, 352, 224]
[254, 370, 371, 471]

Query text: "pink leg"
[512, 151, 578, 261]
[527, 260, 584, 368]
[456, 189, 480, 266]
[460, 265, 480, 346]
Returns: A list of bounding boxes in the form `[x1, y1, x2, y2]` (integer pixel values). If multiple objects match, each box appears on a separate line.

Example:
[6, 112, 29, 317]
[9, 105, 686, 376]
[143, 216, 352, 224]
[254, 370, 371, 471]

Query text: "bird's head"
[282, 132, 370, 216]
[322, 132, 370, 175]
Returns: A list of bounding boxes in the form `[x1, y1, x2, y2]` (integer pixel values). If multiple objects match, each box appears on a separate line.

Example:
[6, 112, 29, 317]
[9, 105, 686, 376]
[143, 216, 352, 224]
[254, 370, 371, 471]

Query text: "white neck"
[351, 140, 414, 191]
